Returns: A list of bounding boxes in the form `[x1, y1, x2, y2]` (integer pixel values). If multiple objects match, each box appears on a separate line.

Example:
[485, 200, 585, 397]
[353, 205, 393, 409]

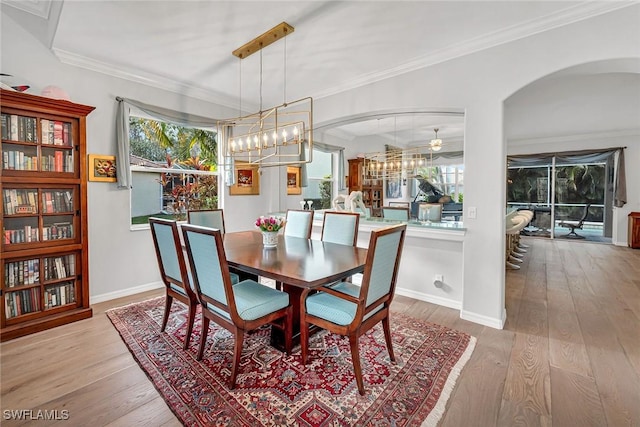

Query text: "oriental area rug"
[107, 297, 476, 427]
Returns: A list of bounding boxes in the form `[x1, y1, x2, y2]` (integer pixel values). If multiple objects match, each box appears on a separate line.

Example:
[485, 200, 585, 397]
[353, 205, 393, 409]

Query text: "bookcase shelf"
[1, 89, 94, 341]
[348, 158, 384, 217]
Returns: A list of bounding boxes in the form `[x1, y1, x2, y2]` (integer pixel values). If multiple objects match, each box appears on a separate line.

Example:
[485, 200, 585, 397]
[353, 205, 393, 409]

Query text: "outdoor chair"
[149, 217, 199, 350]
[181, 224, 293, 389]
[300, 223, 407, 395]
[559, 204, 591, 239]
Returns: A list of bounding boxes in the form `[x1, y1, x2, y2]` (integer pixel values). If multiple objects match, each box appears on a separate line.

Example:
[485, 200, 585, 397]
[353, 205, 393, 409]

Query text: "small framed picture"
[88, 154, 117, 182]
[230, 162, 260, 195]
[287, 166, 301, 195]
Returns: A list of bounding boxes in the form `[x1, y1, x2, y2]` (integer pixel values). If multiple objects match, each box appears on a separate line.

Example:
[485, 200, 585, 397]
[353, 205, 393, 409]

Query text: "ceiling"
[2, 0, 632, 147]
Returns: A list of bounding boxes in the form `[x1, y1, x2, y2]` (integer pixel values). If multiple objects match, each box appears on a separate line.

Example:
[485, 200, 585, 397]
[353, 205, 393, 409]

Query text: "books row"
[40, 119, 72, 146]
[41, 151, 74, 173]
[2, 189, 38, 215]
[3, 226, 40, 244]
[4, 288, 40, 319]
[2, 255, 76, 287]
[3, 189, 74, 215]
[1, 114, 37, 143]
[44, 282, 76, 310]
[4, 259, 40, 287]
[3, 223, 73, 244]
[2, 150, 73, 172]
[42, 190, 73, 213]
[1, 114, 72, 146]
[43, 255, 76, 281]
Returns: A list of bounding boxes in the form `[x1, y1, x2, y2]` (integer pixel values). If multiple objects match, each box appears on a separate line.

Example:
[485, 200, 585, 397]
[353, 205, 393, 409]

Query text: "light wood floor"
[1, 238, 639, 426]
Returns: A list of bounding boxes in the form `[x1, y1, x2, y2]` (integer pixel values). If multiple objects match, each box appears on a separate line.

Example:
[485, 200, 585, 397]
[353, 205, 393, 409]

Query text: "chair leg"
[349, 335, 365, 395]
[283, 307, 293, 355]
[161, 295, 173, 332]
[230, 329, 245, 389]
[196, 315, 209, 361]
[183, 302, 196, 350]
[382, 317, 396, 362]
[300, 319, 309, 364]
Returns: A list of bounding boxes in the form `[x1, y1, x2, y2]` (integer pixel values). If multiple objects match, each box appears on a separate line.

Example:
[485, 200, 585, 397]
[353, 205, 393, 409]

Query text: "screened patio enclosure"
[507, 148, 626, 242]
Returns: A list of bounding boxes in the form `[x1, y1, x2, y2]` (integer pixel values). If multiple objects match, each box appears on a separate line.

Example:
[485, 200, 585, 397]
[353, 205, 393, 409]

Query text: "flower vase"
[262, 231, 278, 248]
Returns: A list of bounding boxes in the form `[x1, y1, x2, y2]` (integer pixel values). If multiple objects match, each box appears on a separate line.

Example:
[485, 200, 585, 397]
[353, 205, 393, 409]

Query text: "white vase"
[262, 231, 278, 248]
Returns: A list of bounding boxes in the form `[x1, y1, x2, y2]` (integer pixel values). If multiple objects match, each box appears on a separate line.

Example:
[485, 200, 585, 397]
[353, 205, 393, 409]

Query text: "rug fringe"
[421, 335, 477, 427]
[105, 296, 164, 313]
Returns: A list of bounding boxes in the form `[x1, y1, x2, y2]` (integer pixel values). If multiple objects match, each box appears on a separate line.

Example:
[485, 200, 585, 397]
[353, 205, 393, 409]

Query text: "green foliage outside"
[319, 175, 332, 209]
[129, 117, 219, 221]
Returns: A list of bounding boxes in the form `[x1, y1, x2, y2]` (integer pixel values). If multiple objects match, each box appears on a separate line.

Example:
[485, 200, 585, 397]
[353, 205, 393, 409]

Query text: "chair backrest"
[359, 224, 407, 309]
[353, 205, 372, 218]
[149, 217, 193, 297]
[382, 206, 410, 221]
[188, 209, 225, 234]
[388, 202, 410, 208]
[180, 224, 238, 321]
[321, 211, 360, 246]
[284, 209, 314, 239]
[577, 204, 592, 225]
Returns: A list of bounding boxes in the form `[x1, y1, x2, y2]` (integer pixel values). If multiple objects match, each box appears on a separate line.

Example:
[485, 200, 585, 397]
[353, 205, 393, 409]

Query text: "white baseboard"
[460, 307, 506, 329]
[90, 281, 164, 305]
[395, 287, 461, 311]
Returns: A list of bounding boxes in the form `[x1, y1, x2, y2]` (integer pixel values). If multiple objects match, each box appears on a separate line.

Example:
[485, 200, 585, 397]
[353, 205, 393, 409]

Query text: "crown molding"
[3, 0, 51, 19]
[508, 128, 640, 147]
[52, 48, 259, 112]
[51, 1, 634, 107]
[313, 1, 637, 100]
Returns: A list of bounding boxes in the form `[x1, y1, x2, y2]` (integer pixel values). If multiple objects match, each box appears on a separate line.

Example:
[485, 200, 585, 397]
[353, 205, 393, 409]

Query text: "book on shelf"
[1, 114, 8, 139]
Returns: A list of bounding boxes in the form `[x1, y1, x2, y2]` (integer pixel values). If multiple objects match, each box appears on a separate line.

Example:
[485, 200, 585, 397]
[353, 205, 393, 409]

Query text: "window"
[302, 150, 333, 209]
[128, 116, 218, 225]
[415, 164, 464, 203]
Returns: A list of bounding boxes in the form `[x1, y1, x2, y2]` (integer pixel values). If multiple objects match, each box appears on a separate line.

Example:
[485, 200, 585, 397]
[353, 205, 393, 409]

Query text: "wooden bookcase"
[348, 158, 383, 216]
[629, 212, 640, 249]
[1, 89, 94, 341]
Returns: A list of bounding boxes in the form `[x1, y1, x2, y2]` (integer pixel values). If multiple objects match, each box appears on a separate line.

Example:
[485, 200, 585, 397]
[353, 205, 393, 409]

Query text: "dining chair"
[388, 201, 410, 208]
[284, 209, 314, 239]
[381, 206, 410, 221]
[300, 223, 407, 395]
[187, 209, 226, 234]
[181, 224, 293, 389]
[149, 217, 198, 350]
[321, 211, 360, 246]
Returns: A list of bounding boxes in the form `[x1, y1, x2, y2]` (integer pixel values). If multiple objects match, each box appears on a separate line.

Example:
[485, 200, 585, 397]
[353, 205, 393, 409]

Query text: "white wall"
[3, 6, 638, 324]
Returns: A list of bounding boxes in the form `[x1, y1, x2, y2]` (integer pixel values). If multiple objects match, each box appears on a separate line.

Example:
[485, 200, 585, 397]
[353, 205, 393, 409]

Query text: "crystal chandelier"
[430, 128, 442, 152]
[218, 22, 312, 171]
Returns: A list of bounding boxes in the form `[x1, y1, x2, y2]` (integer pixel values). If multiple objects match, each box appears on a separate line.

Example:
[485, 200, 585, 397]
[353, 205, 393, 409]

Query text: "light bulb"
[253, 135, 259, 149]
[293, 126, 299, 142]
[272, 131, 278, 145]
[282, 129, 287, 144]
[263, 133, 269, 147]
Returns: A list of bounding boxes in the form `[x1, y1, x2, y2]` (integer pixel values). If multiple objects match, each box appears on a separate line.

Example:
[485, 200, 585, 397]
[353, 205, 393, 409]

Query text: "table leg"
[270, 283, 303, 351]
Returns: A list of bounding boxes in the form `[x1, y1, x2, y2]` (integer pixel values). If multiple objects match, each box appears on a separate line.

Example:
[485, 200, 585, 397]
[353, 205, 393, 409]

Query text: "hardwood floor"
[1, 237, 639, 426]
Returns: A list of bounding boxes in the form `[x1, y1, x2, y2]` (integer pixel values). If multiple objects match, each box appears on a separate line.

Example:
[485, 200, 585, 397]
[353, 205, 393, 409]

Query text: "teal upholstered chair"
[300, 223, 407, 395]
[187, 209, 240, 284]
[321, 211, 360, 246]
[188, 209, 226, 234]
[181, 224, 293, 389]
[149, 217, 198, 350]
[284, 209, 314, 239]
[381, 206, 410, 221]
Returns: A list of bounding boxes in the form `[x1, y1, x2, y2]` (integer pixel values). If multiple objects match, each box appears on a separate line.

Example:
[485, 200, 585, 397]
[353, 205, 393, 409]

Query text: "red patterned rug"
[107, 296, 475, 426]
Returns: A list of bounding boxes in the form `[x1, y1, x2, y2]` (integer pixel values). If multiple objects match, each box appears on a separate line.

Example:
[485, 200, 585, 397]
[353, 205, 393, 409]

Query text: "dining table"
[223, 230, 369, 350]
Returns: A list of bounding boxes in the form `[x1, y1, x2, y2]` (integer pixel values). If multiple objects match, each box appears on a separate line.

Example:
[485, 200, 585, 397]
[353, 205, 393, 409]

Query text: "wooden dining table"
[223, 230, 368, 349]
